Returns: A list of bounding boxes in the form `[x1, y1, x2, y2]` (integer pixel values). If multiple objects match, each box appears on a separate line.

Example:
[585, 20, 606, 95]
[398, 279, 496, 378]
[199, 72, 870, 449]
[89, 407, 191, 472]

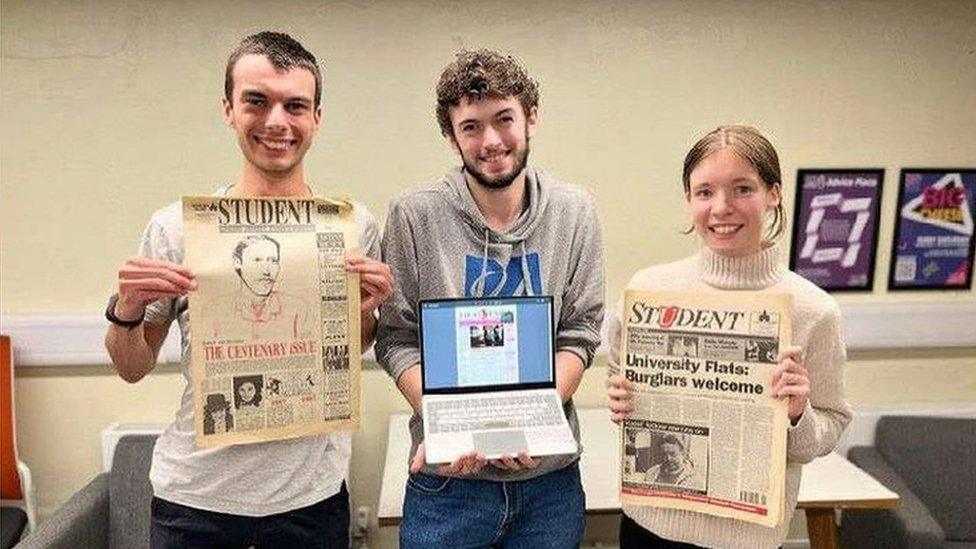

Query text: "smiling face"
[686, 148, 781, 257]
[222, 54, 321, 181]
[448, 96, 537, 190]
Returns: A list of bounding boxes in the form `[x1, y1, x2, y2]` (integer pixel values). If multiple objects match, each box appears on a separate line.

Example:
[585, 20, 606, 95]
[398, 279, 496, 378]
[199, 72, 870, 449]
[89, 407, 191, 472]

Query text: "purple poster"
[888, 169, 976, 290]
[790, 169, 884, 291]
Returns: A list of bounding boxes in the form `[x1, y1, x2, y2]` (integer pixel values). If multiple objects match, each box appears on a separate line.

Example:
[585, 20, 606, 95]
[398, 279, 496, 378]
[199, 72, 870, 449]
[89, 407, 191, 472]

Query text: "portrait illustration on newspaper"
[208, 235, 312, 341]
[183, 196, 362, 447]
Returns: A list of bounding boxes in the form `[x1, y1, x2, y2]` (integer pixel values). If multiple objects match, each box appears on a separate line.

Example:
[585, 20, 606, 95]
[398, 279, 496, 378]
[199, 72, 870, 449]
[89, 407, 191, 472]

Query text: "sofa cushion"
[15, 475, 109, 549]
[1, 506, 27, 549]
[109, 434, 157, 549]
[842, 446, 946, 549]
[875, 416, 976, 541]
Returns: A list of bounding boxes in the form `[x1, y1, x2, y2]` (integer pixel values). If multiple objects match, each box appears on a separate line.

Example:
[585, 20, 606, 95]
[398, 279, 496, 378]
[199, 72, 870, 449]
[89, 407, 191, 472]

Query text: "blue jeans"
[151, 483, 349, 548]
[401, 462, 585, 548]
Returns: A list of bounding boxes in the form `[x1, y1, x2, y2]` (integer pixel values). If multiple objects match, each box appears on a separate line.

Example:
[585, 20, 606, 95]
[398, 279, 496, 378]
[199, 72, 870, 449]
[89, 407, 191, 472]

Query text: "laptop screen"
[419, 296, 554, 393]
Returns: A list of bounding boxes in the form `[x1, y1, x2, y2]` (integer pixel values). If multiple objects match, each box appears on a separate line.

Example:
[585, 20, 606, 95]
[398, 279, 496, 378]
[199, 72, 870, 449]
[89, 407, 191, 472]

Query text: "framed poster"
[888, 169, 976, 291]
[790, 169, 884, 291]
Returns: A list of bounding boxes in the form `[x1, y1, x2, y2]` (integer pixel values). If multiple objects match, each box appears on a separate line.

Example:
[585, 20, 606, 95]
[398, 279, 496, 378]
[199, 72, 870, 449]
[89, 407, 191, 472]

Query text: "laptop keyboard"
[426, 393, 564, 434]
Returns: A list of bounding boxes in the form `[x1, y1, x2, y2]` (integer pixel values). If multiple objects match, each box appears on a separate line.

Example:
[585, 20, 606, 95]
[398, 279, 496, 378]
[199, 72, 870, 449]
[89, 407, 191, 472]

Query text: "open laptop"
[419, 296, 578, 464]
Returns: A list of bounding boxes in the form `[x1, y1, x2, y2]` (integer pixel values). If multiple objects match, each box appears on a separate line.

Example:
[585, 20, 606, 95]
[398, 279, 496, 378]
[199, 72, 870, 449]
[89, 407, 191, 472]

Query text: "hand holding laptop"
[489, 452, 539, 471]
[409, 442, 487, 475]
[409, 442, 539, 475]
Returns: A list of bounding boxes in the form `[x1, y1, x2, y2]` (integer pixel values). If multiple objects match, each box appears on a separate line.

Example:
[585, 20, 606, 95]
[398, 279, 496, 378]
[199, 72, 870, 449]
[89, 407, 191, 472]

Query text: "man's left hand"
[490, 452, 539, 472]
[345, 255, 394, 314]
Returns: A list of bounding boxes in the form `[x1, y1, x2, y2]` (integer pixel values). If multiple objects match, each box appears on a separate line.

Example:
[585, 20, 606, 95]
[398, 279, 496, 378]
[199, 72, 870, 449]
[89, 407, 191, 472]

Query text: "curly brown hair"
[435, 49, 540, 138]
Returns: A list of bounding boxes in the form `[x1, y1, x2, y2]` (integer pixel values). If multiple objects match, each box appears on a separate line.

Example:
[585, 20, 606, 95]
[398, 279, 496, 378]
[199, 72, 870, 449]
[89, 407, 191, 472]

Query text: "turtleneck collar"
[697, 241, 786, 290]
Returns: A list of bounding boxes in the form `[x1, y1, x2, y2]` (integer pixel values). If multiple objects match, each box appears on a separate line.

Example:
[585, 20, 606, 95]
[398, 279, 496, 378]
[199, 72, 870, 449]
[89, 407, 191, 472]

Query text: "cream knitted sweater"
[608, 243, 853, 548]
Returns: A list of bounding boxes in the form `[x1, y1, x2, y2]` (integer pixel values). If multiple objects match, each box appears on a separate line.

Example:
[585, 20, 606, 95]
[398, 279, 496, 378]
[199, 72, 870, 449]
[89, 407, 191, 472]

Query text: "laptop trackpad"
[473, 430, 528, 456]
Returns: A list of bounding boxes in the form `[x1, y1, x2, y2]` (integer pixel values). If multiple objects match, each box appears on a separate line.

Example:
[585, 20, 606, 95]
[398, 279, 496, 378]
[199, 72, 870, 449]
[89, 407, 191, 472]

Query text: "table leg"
[805, 508, 840, 549]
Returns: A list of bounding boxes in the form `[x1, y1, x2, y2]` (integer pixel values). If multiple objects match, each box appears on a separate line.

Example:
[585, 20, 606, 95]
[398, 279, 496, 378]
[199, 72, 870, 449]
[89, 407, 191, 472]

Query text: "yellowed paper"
[619, 289, 791, 527]
[183, 196, 361, 447]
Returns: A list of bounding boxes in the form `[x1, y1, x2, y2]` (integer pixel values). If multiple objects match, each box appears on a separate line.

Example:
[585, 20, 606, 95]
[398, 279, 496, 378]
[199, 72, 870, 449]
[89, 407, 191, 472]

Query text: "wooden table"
[378, 409, 899, 548]
[796, 451, 900, 548]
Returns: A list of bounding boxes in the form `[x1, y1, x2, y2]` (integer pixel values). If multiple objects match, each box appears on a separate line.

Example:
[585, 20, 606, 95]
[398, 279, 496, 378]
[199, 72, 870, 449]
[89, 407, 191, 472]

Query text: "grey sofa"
[16, 434, 157, 549]
[839, 416, 976, 549]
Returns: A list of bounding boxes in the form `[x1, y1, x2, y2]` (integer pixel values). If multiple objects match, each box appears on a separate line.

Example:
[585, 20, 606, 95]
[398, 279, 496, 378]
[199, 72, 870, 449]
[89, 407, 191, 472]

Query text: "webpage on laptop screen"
[422, 298, 552, 390]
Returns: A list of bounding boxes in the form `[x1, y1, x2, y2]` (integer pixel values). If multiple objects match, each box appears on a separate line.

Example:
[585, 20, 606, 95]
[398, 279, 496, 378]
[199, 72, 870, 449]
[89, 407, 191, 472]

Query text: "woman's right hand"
[607, 374, 635, 424]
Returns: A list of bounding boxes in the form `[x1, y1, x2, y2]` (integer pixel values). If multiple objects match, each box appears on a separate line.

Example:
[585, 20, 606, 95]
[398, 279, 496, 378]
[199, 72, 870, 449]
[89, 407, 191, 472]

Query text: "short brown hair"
[435, 49, 540, 137]
[224, 32, 322, 108]
[682, 125, 785, 241]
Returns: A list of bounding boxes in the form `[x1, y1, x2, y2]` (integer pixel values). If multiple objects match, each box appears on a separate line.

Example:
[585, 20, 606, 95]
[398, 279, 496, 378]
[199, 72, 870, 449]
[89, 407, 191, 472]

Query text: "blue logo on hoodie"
[464, 253, 542, 297]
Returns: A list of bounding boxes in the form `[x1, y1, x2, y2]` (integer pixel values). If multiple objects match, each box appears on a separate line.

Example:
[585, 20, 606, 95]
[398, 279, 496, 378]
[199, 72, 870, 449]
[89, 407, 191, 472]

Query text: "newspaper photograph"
[455, 305, 519, 386]
[619, 290, 792, 527]
[183, 196, 362, 447]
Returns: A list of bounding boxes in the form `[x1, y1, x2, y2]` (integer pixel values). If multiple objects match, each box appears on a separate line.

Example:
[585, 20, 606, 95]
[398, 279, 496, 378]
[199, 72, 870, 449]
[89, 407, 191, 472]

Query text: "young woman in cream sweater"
[607, 125, 852, 548]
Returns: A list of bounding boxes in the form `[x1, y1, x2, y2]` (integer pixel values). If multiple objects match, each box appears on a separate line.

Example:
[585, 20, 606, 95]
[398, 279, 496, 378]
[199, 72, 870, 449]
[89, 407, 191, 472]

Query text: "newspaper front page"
[183, 196, 362, 447]
[619, 290, 791, 527]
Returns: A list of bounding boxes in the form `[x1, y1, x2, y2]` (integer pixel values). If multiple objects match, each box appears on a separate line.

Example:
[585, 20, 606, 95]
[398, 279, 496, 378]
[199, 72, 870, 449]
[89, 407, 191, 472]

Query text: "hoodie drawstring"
[519, 241, 534, 297]
[470, 228, 491, 297]
[470, 229, 534, 298]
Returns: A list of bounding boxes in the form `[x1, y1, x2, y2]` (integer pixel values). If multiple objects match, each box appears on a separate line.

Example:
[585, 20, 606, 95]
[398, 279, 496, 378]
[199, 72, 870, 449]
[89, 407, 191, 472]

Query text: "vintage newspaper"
[183, 196, 361, 447]
[619, 290, 791, 527]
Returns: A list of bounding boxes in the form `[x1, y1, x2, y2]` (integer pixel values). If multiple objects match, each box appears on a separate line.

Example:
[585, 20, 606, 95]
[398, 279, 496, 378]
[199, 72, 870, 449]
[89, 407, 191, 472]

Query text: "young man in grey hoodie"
[376, 49, 605, 548]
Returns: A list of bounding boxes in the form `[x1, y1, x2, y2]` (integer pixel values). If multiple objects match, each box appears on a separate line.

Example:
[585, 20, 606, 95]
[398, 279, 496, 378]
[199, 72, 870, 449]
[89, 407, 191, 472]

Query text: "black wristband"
[105, 293, 144, 329]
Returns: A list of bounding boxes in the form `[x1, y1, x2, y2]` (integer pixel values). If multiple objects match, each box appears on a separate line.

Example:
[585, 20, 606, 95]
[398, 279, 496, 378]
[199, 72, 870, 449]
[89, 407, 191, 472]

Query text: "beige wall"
[3, 0, 975, 546]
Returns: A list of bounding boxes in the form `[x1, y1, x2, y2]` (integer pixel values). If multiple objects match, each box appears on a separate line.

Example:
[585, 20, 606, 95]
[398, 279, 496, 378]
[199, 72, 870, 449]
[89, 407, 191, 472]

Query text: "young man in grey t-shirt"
[104, 32, 392, 548]
[376, 49, 605, 548]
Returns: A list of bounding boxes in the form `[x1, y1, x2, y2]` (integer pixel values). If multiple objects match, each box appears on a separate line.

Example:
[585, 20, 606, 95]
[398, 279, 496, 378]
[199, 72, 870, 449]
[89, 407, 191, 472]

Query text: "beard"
[461, 137, 530, 190]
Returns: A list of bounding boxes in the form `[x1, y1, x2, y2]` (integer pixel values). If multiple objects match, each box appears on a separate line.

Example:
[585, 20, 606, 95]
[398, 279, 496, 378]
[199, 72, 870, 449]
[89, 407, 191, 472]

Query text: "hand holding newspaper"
[619, 289, 791, 527]
[183, 196, 362, 447]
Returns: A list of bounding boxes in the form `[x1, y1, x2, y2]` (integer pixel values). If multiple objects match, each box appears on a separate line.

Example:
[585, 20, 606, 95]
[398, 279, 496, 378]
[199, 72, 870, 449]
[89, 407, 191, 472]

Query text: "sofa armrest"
[16, 474, 109, 549]
[840, 446, 946, 549]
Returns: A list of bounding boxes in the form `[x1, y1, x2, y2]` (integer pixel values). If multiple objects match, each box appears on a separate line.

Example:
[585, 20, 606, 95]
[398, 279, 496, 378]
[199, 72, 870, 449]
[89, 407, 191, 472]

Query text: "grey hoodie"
[376, 166, 605, 481]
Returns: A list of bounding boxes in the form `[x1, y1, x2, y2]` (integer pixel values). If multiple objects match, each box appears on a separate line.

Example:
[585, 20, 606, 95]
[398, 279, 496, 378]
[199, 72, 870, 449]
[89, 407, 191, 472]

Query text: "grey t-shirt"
[140, 187, 379, 516]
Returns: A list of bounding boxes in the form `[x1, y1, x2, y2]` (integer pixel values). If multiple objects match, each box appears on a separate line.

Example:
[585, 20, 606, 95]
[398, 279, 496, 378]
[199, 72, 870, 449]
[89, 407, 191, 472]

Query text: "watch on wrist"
[105, 293, 144, 329]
